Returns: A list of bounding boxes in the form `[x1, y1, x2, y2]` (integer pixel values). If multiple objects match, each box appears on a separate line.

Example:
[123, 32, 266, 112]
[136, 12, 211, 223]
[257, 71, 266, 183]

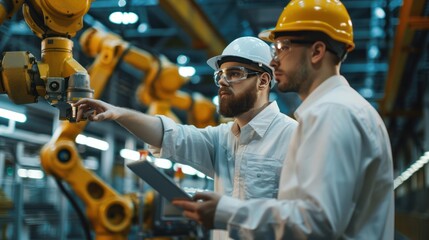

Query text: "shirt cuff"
[214, 195, 243, 229]
[152, 115, 177, 158]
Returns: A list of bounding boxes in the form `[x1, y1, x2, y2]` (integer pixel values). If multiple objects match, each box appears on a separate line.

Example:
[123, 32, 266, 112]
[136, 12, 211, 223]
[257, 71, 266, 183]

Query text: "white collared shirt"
[152, 101, 297, 239]
[216, 75, 394, 240]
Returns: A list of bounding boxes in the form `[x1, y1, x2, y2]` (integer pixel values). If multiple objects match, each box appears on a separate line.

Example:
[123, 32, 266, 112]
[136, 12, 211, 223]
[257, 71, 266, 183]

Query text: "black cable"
[54, 178, 92, 240]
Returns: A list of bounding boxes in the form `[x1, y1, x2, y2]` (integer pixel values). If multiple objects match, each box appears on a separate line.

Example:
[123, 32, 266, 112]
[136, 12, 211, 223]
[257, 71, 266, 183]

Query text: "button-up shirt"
[152, 101, 297, 239]
[215, 75, 394, 240]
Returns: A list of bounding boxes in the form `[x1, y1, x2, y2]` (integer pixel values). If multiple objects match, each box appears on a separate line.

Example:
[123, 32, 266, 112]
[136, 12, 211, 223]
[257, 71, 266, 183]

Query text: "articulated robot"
[0, 0, 94, 121]
[0, 1, 216, 239]
[79, 27, 217, 127]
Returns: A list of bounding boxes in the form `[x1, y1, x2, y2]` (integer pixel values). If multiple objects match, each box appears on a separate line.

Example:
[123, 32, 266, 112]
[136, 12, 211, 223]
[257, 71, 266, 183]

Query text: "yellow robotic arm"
[0, 0, 23, 24]
[0, 0, 94, 121]
[1, 1, 216, 238]
[0, 1, 137, 239]
[81, 27, 217, 127]
[42, 27, 218, 239]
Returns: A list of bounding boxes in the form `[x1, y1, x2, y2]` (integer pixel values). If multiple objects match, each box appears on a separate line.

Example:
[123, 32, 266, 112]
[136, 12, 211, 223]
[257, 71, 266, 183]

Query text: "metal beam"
[408, 17, 429, 30]
[380, 0, 427, 115]
[158, 0, 226, 57]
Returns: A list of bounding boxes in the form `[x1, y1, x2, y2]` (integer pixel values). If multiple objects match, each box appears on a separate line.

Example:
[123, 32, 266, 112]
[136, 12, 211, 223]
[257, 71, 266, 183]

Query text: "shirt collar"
[231, 101, 281, 138]
[294, 75, 349, 121]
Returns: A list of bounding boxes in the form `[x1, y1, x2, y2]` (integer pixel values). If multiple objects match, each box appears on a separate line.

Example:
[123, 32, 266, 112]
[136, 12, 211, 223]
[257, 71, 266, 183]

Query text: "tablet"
[126, 158, 192, 202]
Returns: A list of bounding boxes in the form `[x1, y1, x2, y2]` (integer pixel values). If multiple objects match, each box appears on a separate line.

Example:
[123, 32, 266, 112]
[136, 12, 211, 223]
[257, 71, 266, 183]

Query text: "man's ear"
[258, 72, 271, 89]
[311, 41, 326, 63]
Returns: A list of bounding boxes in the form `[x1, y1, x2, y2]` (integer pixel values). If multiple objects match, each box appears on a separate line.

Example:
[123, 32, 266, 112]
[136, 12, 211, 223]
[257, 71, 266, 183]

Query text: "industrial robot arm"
[0, 1, 138, 239]
[0, 0, 94, 121]
[81, 27, 217, 127]
[1, 1, 216, 238]
[41, 27, 217, 239]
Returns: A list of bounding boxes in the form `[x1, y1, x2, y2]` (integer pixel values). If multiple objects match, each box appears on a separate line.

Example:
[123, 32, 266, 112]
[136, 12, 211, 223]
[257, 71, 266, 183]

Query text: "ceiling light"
[17, 168, 44, 179]
[154, 158, 172, 169]
[109, 11, 139, 25]
[84, 157, 99, 170]
[374, 7, 386, 19]
[174, 163, 205, 178]
[138, 23, 148, 33]
[370, 26, 383, 38]
[118, 0, 126, 7]
[368, 45, 380, 59]
[212, 95, 219, 106]
[178, 66, 196, 77]
[120, 148, 140, 160]
[177, 55, 189, 65]
[0, 108, 26, 122]
[75, 134, 109, 151]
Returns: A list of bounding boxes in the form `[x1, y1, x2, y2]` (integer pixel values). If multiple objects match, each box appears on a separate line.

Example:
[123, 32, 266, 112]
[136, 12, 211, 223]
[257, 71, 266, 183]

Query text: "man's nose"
[218, 76, 230, 87]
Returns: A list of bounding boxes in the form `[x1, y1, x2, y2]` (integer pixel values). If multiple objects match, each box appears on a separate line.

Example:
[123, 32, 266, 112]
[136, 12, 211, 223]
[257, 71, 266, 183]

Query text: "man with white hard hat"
[74, 36, 297, 239]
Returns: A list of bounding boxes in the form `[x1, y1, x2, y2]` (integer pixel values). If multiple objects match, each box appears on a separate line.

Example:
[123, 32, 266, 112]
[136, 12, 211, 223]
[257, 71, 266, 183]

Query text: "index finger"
[74, 98, 93, 106]
[172, 199, 198, 211]
[193, 192, 215, 201]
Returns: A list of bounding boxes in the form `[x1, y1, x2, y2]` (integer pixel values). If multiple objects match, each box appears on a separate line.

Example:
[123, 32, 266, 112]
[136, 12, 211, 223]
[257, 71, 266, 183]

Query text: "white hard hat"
[207, 37, 274, 87]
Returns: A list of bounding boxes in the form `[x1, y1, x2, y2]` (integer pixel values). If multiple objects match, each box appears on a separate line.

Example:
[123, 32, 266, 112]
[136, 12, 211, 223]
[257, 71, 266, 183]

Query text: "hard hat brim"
[207, 55, 221, 70]
[258, 28, 275, 42]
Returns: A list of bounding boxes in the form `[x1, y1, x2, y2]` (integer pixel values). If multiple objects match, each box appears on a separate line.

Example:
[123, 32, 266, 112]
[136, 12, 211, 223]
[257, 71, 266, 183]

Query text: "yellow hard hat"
[259, 0, 355, 52]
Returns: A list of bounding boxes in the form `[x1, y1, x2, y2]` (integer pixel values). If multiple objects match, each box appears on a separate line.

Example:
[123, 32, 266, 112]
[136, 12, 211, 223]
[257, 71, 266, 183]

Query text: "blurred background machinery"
[0, 0, 428, 239]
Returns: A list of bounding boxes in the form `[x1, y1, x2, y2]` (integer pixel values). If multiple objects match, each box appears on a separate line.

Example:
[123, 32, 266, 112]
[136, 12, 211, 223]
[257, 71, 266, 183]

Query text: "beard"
[218, 85, 257, 117]
[277, 52, 310, 93]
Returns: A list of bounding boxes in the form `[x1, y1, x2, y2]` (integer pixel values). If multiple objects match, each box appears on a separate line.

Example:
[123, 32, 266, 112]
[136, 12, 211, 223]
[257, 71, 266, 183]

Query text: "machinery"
[39, 26, 217, 239]
[79, 27, 217, 127]
[0, 1, 216, 239]
[0, 0, 94, 122]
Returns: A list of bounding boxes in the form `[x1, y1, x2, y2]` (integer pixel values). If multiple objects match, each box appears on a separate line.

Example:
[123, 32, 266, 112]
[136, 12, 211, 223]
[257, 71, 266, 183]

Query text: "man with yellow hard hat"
[173, 1, 394, 239]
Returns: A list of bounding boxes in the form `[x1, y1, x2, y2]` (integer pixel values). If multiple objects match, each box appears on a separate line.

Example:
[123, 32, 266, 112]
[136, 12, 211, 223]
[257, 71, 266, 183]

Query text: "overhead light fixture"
[368, 45, 380, 59]
[109, 11, 139, 25]
[154, 158, 172, 169]
[212, 95, 219, 106]
[178, 66, 196, 77]
[17, 168, 44, 179]
[177, 55, 189, 65]
[120, 149, 157, 163]
[370, 26, 383, 38]
[84, 157, 99, 170]
[374, 7, 386, 19]
[137, 23, 148, 33]
[118, 0, 126, 7]
[174, 163, 206, 178]
[75, 134, 109, 151]
[0, 108, 26, 123]
[120, 148, 140, 160]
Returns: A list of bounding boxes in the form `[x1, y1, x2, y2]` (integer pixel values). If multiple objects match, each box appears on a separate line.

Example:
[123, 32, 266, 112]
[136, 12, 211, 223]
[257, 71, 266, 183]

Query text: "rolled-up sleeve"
[151, 115, 218, 177]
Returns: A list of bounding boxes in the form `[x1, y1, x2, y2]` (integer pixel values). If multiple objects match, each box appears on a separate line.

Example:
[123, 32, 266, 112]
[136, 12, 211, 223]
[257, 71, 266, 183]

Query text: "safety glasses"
[271, 39, 315, 61]
[213, 66, 262, 87]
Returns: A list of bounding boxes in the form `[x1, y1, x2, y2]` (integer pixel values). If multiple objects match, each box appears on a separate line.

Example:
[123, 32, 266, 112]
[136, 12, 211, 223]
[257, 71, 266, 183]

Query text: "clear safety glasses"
[213, 66, 262, 87]
[270, 39, 315, 61]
